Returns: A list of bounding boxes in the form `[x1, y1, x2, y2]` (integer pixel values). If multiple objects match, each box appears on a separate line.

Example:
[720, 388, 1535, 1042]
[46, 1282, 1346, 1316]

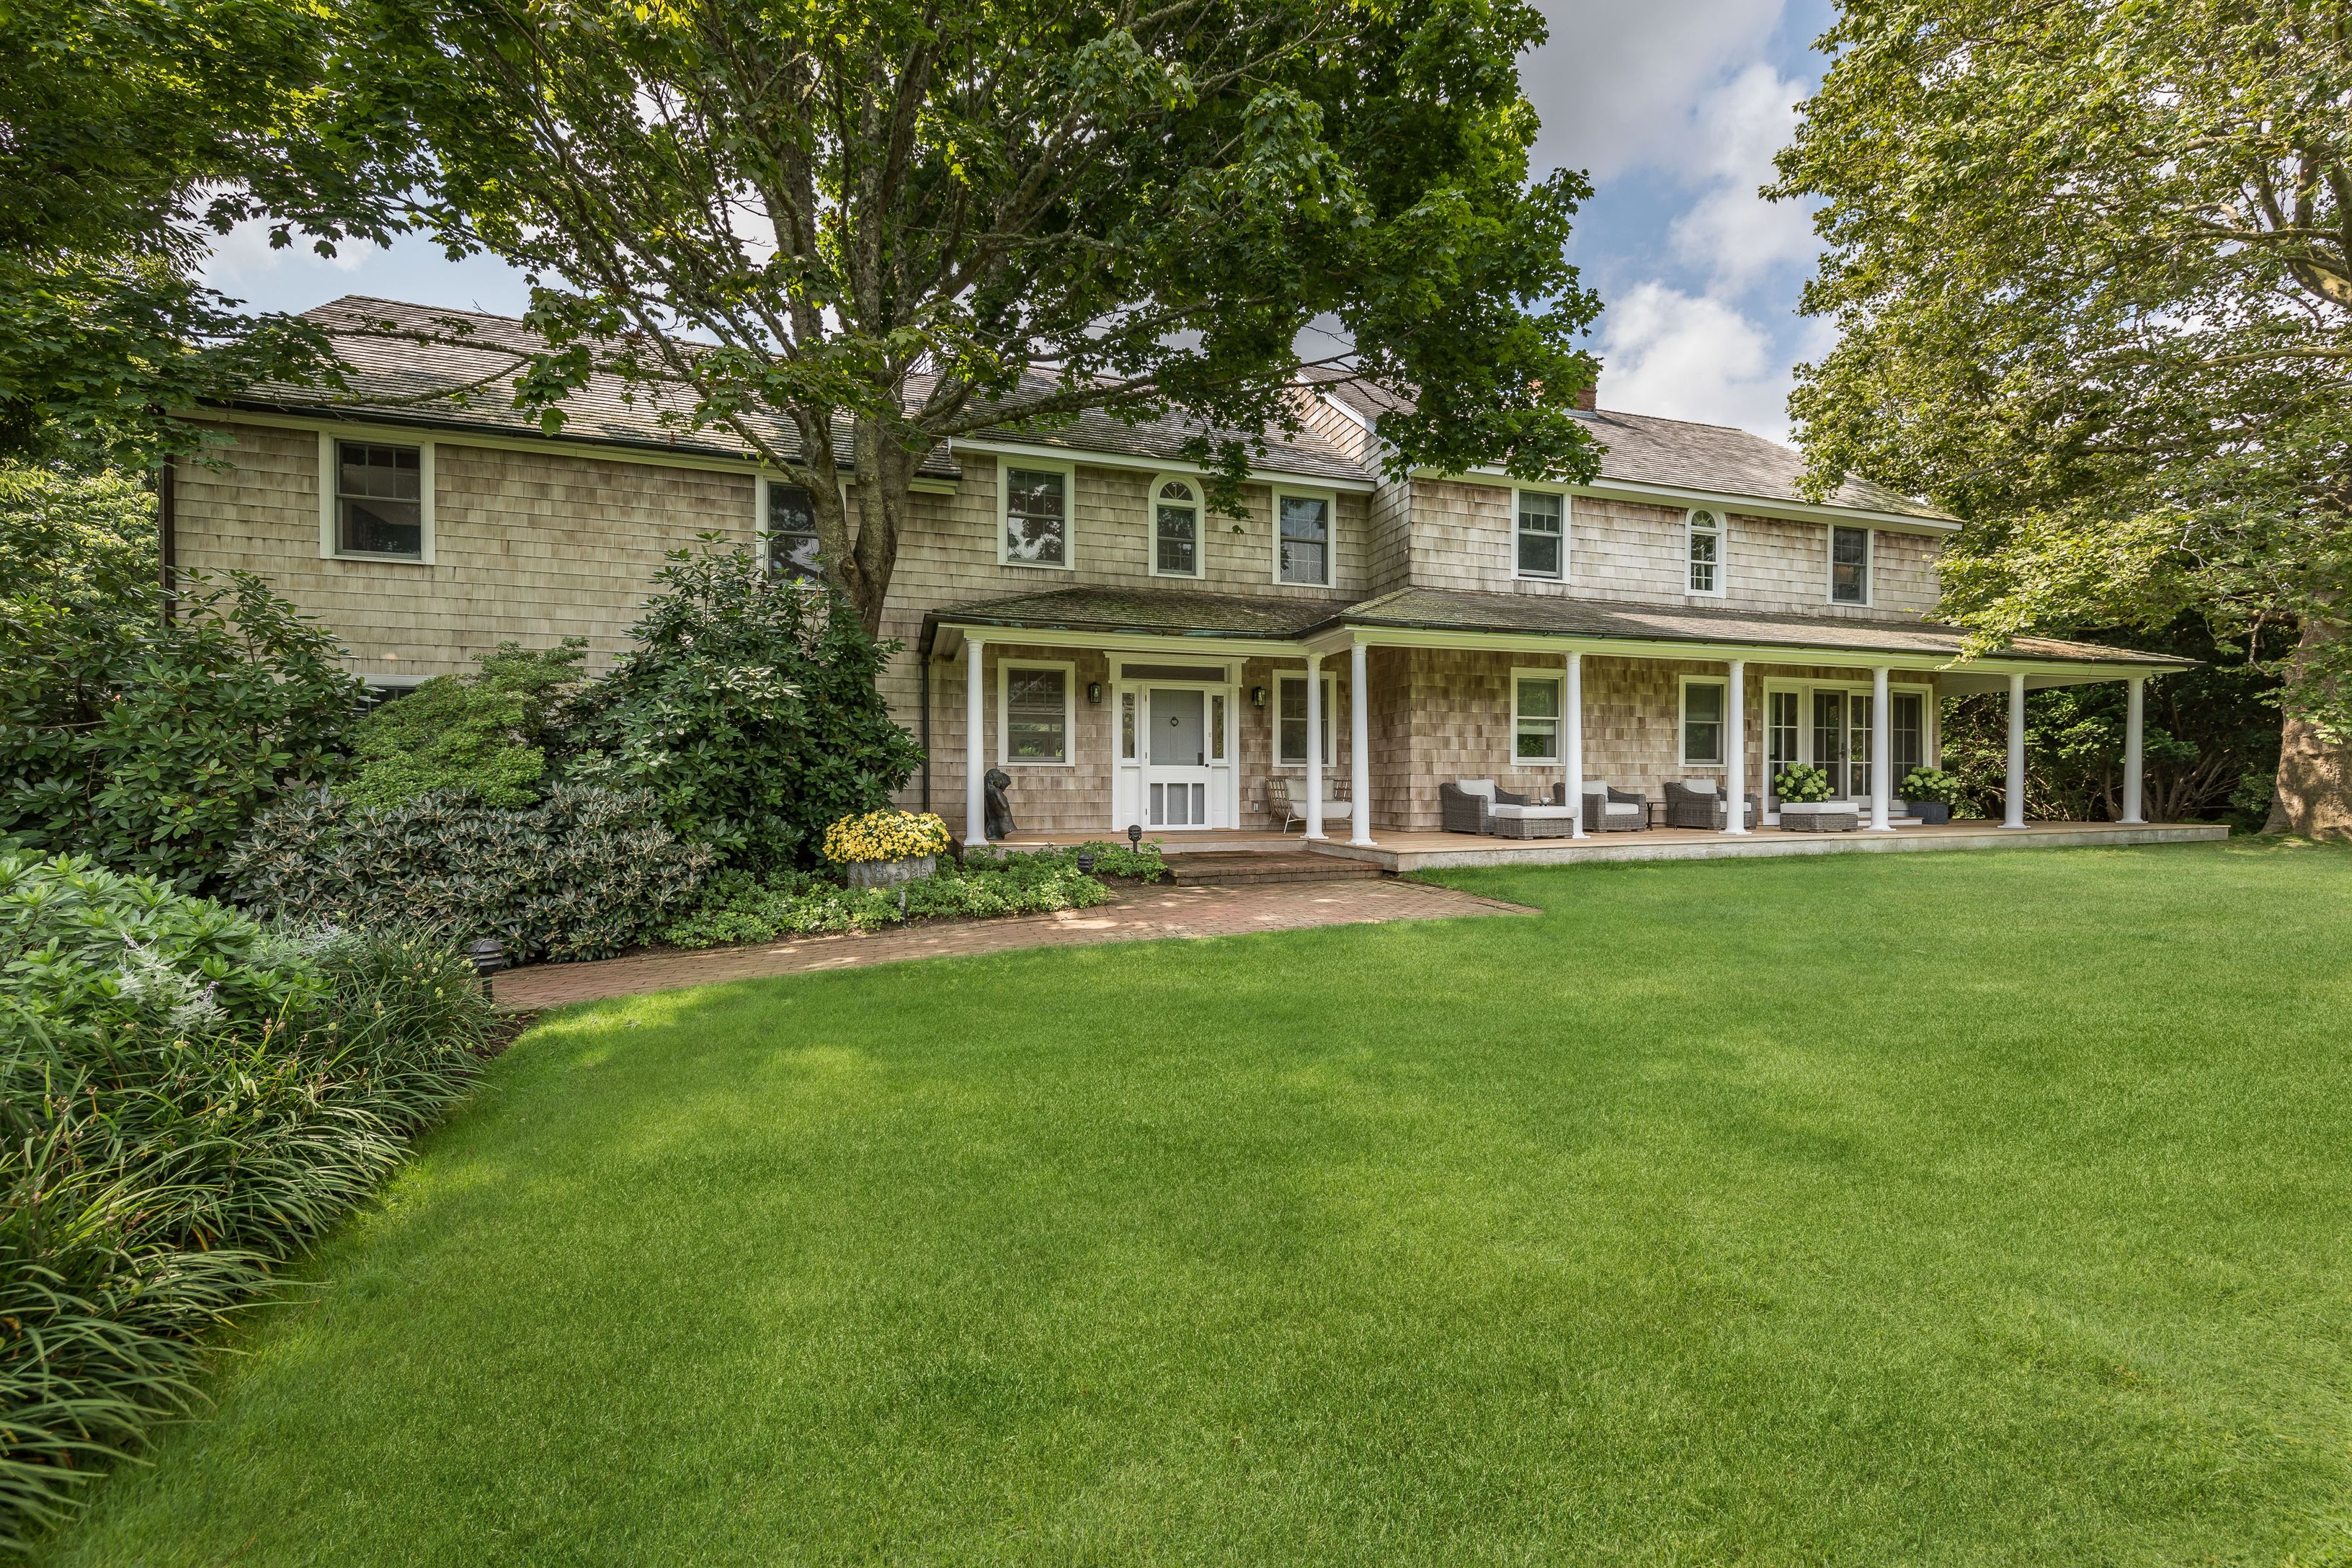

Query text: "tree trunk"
[2264, 618, 2352, 839]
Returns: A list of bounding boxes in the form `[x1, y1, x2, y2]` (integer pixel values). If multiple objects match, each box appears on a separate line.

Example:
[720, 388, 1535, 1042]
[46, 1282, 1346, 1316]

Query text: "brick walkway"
[496, 878, 1533, 1009]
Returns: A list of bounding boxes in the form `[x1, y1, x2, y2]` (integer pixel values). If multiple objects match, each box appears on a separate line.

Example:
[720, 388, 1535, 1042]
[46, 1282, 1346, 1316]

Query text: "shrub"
[346, 641, 589, 809]
[566, 543, 923, 871]
[1774, 764, 1836, 803]
[659, 846, 1138, 948]
[1898, 767, 1963, 807]
[822, 809, 951, 864]
[223, 785, 714, 963]
[0, 463, 154, 620]
[0, 853, 489, 1549]
[1, 560, 361, 890]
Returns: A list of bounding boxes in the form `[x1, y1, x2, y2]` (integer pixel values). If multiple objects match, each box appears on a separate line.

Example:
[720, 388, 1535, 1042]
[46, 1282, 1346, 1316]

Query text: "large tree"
[1776, 0, 2351, 837]
[327, 0, 1601, 631]
[0, 0, 383, 463]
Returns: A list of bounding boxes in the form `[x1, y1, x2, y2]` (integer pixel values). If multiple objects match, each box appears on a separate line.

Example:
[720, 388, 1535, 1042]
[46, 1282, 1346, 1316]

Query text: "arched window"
[1151, 476, 1202, 577]
[1686, 507, 1724, 595]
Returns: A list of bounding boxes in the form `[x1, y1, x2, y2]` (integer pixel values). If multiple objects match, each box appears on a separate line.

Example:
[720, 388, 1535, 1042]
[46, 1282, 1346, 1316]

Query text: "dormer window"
[1686, 508, 1724, 596]
[1515, 491, 1565, 580]
[1151, 476, 1202, 577]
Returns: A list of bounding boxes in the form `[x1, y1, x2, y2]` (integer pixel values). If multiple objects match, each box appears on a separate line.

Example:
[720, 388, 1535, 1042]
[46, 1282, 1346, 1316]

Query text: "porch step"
[1169, 851, 1384, 886]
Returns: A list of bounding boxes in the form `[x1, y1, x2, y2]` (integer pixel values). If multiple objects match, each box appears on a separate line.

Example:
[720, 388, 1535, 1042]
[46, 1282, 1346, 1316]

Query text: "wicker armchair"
[1582, 785, 1649, 832]
[1438, 778, 1528, 834]
[1663, 781, 1760, 831]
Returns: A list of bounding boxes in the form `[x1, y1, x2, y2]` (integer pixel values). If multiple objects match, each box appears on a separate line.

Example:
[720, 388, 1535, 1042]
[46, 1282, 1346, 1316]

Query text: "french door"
[1769, 682, 1933, 820]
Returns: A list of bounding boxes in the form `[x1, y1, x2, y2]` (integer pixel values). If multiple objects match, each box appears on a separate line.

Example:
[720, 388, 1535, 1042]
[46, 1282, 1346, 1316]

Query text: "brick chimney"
[1575, 374, 1598, 412]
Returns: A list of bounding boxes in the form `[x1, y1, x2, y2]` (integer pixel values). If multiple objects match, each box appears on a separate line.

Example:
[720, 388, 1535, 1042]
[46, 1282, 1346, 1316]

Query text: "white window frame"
[1270, 485, 1337, 587]
[1828, 524, 1873, 606]
[1509, 667, 1565, 765]
[1146, 471, 1206, 580]
[997, 457, 1076, 571]
[1679, 675, 1729, 767]
[997, 659, 1078, 767]
[318, 430, 435, 564]
[757, 473, 827, 579]
[1685, 507, 1726, 598]
[1513, 487, 1569, 582]
[1271, 671, 1337, 767]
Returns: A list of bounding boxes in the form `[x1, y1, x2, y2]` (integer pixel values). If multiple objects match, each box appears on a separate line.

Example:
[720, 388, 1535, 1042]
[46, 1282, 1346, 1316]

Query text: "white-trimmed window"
[1680, 677, 1728, 766]
[1830, 525, 1871, 605]
[1000, 460, 1072, 568]
[1511, 670, 1564, 763]
[1274, 489, 1333, 587]
[999, 661, 1075, 765]
[321, 434, 432, 562]
[1686, 507, 1724, 596]
[1149, 474, 1203, 578]
[763, 478, 821, 579]
[1274, 672, 1336, 766]
[1515, 490, 1566, 580]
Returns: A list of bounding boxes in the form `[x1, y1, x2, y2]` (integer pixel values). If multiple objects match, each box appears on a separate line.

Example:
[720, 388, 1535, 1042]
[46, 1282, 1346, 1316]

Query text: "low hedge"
[0, 853, 491, 1551]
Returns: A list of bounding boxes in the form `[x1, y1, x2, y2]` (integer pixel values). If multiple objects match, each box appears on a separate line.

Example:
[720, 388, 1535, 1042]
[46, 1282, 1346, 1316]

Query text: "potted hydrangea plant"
[824, 809, 952, 888]
[1897, 767, 1962, 825]
[1773, 765, 1858, 832]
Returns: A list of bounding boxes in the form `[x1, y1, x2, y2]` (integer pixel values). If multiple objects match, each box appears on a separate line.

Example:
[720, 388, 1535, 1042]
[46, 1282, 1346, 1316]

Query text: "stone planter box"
[1910, 801, 1953, 825]
[842, 852, 936, 888]
[1779, 801, 1860, 832]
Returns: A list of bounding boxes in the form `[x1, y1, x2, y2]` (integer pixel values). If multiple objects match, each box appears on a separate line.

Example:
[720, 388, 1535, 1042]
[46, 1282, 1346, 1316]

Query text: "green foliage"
[323, 0, 1600, 628]
[1773, 765, 1835, 804]
[0, 852, 486, 1549]
[225, 785, 715, 963]
[347, 641, 589, 809]
[0, 463, 155, 616]
[1896, 768, 1962, 809]
[1045, 839, 1170, 883]
[659, 847, 1143, 948]
[1775, 1, 2351, 821]
[0, 534, 362, 888]
[567, 545, 922, 872]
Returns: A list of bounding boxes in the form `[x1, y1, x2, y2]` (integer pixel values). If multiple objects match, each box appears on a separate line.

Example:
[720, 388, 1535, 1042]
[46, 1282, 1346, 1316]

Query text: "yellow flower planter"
[824, 811, 951, 887]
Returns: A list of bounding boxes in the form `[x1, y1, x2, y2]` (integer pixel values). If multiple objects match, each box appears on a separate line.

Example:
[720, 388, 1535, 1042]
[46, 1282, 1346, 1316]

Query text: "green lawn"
[38, 841, 2352, 1567]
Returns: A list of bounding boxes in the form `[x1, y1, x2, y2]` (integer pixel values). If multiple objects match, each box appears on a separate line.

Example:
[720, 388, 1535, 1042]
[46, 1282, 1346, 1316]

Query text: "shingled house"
[168, 297, 2199, 862]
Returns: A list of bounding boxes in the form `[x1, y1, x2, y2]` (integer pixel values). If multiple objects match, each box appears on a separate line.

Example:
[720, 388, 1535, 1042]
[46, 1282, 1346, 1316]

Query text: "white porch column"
[1566, 651, 1586, 837]
[1869, 664, 1892, 832]
[1348, 641, 1373, 846]
[1724, 659, 1748, 834]
[2121, 675, 2147, 824]
[963, 635, 989, 847]
[2005, 672, 2028, 829]
[1304, 651, 1327, 840]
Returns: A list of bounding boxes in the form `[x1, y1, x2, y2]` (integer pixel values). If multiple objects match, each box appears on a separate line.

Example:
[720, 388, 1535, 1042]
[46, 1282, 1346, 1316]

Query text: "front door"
[1145, 687, 1214, 829]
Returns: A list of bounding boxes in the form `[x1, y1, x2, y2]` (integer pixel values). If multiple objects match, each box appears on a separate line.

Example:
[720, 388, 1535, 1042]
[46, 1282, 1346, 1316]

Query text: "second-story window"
[1687, 508, 1724, 595]
[1003, 466, 1069, 566]
[335, 442, 424, 558]
[1152, 478, 1201, 576]
[1830, 525, 1871, 604]
[1277, 492, 1330, 586]
[1517, 491, 1564, 579]
[767, 482, 821, 579]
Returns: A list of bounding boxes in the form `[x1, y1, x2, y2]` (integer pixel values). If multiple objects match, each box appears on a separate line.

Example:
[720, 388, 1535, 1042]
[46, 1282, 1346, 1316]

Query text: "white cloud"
[1597, 281, 1807, 440]
[1666, 63, 1819, 291]
[1521, 0, 1788, 183]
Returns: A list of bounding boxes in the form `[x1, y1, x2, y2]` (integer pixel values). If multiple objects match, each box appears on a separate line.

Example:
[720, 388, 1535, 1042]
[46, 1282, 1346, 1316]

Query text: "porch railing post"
[1869, 664, 1892, 832]
[2121, 674, 2147, 824]
[1348, 640, 1373, 846]
[1725, 659, 1748, 834]
[1304, 651, 1327, 840]
[964, 635, 989, 848]
[2005, 672, 2028, 829]
[1566, 650, 1586, 838]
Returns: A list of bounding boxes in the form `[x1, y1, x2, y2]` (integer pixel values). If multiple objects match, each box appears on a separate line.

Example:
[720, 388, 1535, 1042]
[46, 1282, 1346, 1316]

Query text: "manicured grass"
[37, 841, 2352, 1566]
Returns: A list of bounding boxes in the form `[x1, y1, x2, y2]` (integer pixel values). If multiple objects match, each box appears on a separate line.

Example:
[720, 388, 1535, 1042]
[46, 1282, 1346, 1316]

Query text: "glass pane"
[1121, 690, 1137, 760]
[767, 484, 820, 577]
[1893, 692, 1926, 775]
[1516, 718, 1559, 761]
[1155, 505, 1197, 574]
[1832, 527, 1868, 602]
[1005, 468, 1066, 564]
[1518, 530, 1562, 578]
[1006, 668, 1066, 761]
[1159, 480, 1194, 502]
[1516, 677, 1560, 720]
[337, 443, 423, 556]
[1210, 694, 1226, 760]
[1813, 690, 1846, 796]
[1849, 695, 1874, 797]
[339, 497, 421, 556]
[1689, 527, 1718, 592]
[338, 442, 419, 501]
[1684, 682, 1724, 723]
[1278, 675, 1307, 765]
[1278, 496, 1329, 584]
[1684, 719, 1722, 765]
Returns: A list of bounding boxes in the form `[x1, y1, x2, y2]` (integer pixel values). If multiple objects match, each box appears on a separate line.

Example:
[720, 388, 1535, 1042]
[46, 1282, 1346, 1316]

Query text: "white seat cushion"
[1453, 779, 1497, 800]
[1320, 798, 1353, 819]
[1600, 802, 1642, 818]
[1680, 779, 1718, 796]
[1491, 803, 1575, 821]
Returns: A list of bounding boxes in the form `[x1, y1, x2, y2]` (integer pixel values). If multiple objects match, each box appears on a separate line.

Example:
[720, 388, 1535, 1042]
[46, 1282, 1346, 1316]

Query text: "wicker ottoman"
[1490, 806, 1577, 839]
[1779, 802, 1860, 832]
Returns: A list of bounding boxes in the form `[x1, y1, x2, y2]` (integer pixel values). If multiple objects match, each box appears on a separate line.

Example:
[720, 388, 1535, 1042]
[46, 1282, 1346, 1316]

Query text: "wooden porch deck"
[998, 820, 2227, 874]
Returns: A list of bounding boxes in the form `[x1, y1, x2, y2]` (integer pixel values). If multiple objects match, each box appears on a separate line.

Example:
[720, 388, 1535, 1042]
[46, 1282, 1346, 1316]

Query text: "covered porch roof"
[920, 584, 2192, 685]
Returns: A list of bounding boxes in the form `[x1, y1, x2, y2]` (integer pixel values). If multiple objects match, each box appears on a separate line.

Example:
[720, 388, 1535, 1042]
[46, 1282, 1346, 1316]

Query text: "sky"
[197, 0, 1840, 445]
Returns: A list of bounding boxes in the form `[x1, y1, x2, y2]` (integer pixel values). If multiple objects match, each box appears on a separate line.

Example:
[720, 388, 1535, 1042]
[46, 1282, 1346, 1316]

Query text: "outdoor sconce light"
[1087, 681, 1103, 705]
[466, 936, 508, 1003]
[1250, 685, 1268, 708]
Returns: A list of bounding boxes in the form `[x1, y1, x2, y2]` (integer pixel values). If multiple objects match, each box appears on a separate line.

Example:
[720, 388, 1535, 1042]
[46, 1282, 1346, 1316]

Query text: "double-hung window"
[1516, 491, 1565, 579]
[1276, 492, 1331, 586]
[334, 441, 425, 558]
[1002, 465, 1069, 566]
[1512, 672, 1563, 763]
[766, 481, 821, 579]
[1830, 525, 1871, 604]
[1687, 508, 1724, 595]
[1275, 673, 1335, 765]
[1681, 679, 1727, 766]
[1152, 477, 1202, 576]
[1002, 664, 1072, 763]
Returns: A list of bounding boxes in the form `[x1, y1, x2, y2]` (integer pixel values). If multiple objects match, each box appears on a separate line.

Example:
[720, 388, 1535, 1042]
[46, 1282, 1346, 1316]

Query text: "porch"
[1001, 819, 2228, 875]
